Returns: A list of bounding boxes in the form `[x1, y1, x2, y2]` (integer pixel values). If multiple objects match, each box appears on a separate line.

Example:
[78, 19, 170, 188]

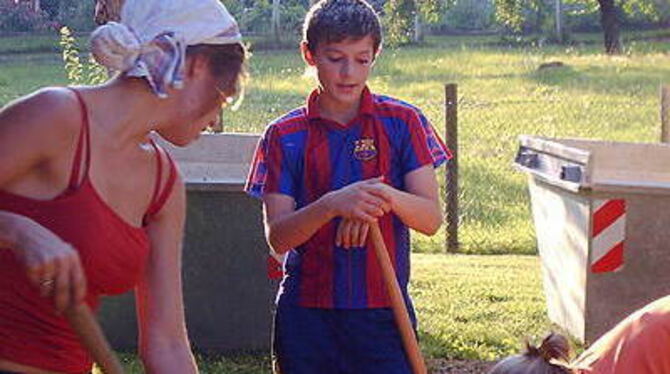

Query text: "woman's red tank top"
[0, 88, 177, 373]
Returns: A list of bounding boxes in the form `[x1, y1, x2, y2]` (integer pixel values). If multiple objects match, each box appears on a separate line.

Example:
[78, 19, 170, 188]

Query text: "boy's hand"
[336, 218, 369, 249]
[324, 178, 391, 222]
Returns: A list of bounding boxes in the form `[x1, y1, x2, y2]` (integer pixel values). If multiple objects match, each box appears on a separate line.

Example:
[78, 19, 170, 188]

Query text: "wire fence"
[441, 80, 664, 255]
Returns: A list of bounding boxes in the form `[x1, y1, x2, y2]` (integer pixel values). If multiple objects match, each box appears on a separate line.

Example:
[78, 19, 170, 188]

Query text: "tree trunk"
[555, 0, 563, 43]
[597, 0, 622, 54]
[272, 0, 281, 44]
[413, 12, 423, 43]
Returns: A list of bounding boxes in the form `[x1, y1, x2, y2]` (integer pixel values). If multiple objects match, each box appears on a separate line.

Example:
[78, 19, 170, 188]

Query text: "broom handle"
[64, 303, 126, 374]
[370, 223, 427, 374]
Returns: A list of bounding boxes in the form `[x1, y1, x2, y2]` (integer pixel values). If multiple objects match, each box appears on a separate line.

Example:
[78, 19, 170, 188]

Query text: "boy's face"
[303, 35, 377, 107]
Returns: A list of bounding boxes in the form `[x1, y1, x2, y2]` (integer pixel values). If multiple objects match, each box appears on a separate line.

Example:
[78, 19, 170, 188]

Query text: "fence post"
[445, 84, 459, 253]
[661, 85, 670, 143]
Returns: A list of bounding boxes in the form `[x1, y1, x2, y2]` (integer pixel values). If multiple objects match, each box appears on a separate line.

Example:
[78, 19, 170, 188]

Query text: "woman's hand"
[2, 212, 87, 313]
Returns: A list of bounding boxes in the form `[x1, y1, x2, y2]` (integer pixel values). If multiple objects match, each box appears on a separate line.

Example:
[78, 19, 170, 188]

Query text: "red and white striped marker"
[591, 199, 626, 273]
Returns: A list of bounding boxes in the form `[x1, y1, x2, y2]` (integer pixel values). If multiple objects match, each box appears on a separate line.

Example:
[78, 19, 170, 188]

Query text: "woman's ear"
[185, 53, 210, 79]
[301, 41, 316, 66]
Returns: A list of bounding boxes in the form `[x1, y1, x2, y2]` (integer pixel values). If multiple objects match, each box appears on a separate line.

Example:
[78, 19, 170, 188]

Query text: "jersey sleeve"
[399, 108, 451, 175]
[245, 125, 299, 200]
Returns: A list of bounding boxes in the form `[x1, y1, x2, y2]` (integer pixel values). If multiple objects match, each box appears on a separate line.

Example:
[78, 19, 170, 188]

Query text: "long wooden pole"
[369, 224, 427, 374]
[65, 304, 125, 374]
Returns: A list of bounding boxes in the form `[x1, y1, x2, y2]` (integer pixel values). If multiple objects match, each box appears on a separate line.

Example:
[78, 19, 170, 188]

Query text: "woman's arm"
[136, 173, 198, 374]
[0, 88, 87, 311]
[0, 88, 77, 189]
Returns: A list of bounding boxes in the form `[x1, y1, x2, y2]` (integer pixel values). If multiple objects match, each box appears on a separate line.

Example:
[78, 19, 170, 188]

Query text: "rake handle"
[369, 223, 427, 374]
[64, 303, 125, 374]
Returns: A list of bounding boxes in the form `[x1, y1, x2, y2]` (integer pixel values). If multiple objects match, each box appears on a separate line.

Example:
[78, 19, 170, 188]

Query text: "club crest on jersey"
[353, 138, 377, 161]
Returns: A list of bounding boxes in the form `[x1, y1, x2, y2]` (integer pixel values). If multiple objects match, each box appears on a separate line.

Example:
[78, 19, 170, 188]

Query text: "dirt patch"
[428, 358, 494, 373]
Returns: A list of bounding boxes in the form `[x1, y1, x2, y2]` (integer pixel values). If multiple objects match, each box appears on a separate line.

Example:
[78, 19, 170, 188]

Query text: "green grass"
[94, 253, 550, 372]
[1, 31, 668, 256]
[0, 33, 63, 54]
[413, 254, 550, 360]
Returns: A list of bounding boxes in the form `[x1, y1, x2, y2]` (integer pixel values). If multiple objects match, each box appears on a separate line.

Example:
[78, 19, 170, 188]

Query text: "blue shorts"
[273, 301, 418, 374]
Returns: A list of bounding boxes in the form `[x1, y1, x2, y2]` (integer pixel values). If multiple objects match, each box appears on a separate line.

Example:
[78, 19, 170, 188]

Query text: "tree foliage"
[384, 0, 454, 46]
[493, 0, 669, 34]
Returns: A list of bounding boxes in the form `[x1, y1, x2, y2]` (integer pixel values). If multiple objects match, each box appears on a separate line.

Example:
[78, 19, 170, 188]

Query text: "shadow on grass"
[527, 64, 670, 97]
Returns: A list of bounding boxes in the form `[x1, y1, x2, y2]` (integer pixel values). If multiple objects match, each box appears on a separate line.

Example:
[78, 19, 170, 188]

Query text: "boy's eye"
[327, 56, 343, 63]
[358, 59, 370, 65]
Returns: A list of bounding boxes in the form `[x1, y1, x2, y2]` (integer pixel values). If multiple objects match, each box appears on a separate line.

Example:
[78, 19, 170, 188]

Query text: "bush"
[0, 1, 58, 32]
[443, 0, 495, 31]
[228, 0, 308, 37]
[59, 26, 107, 85]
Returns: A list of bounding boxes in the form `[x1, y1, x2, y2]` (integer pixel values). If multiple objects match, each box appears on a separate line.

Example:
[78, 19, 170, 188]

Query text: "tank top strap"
[66, 88, 92, 190]
[143, 139, 178, 225]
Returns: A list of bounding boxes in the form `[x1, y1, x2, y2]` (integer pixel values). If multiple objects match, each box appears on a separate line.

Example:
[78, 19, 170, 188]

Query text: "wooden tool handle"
[65, 304, 125, 374]
[370, 223, 427, 374]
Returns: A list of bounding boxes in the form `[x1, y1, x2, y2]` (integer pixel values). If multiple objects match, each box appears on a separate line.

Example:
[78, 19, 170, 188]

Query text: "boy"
[245, 0, 450, 372]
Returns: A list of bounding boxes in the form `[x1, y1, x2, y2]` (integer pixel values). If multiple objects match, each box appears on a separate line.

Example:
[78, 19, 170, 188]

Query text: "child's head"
[488, 333, 573, 374]
[301, 0, 382, 105]
[303, 0, 382, 55]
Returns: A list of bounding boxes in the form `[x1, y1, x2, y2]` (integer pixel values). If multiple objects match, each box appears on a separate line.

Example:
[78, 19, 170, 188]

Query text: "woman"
[0, 0, 247, 372]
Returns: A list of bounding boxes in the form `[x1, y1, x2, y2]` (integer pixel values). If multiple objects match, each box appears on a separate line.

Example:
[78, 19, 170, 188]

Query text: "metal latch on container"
[560, 165, 582, 183]
[515, 149, 539, 169]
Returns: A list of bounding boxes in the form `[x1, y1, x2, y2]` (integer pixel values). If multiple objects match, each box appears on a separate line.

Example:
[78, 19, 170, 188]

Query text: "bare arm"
[0, 88, 87, 311]
[0, 88, 76, 189]
[383, 165, 442, 235]
[263, 178, 391, 254]
[136, 173, 197, 374]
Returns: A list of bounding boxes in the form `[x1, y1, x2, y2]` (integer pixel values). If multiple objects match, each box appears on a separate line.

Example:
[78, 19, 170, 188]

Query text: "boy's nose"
[340, 60, 352, 77]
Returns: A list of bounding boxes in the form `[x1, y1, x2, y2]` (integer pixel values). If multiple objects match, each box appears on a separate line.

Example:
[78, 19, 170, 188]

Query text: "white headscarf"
[90, 0, 242, 98]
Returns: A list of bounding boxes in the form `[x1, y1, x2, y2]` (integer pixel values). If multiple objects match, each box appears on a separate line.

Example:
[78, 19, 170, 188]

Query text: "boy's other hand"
[336, 218, 369, 248]
[324, 178, 391, 222]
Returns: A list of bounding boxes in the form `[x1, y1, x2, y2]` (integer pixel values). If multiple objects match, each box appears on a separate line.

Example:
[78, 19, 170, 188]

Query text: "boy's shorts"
[273, 300, 418, 374]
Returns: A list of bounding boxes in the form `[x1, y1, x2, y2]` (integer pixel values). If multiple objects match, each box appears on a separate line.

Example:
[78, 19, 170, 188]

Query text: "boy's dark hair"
[487, 333, 573, 374]
[186, 43, 248, 98]
[303, 0, 382, 54]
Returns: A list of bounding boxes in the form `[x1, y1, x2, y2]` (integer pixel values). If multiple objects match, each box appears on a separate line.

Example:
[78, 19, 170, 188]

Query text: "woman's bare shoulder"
[0, 87, 82, 144]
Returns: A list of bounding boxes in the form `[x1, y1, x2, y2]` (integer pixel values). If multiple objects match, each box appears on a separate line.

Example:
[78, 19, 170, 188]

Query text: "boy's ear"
[372, 45, 383, 65]
[301, 41, 316, 66]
